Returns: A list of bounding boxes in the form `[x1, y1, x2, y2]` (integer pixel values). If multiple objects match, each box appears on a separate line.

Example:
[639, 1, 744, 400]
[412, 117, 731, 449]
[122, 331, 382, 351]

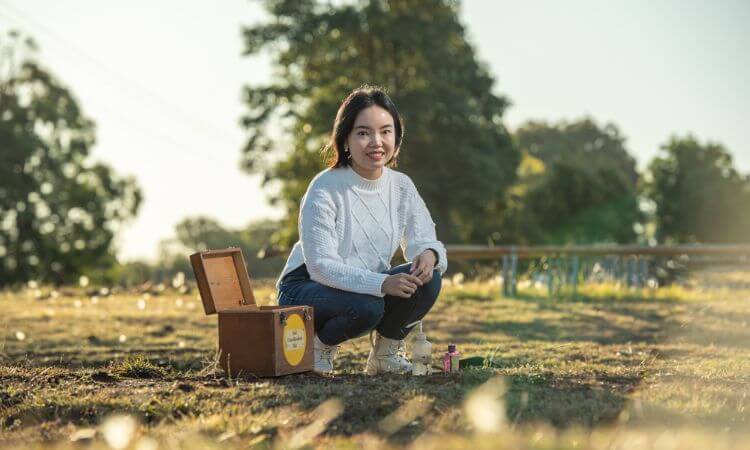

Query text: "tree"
[158, 216, 286, 279]
[644, 136, 750, 243]
[0, 31, 142, 285]
[504, 118, 641, 244]
[240, 0, 519, 247]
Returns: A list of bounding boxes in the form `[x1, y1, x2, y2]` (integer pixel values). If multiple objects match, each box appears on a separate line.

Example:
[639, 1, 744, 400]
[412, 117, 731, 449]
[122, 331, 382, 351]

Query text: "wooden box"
[190, 247, 314, 377]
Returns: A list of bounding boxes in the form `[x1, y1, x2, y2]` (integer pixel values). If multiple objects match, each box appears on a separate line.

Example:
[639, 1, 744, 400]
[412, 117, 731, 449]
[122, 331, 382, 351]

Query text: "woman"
[276, 85, 447, 375]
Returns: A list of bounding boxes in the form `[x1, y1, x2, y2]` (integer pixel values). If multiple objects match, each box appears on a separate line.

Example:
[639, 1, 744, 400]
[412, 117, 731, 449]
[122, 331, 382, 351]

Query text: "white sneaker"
[365, 331, 412, 375]
[313, 335, 338, 375]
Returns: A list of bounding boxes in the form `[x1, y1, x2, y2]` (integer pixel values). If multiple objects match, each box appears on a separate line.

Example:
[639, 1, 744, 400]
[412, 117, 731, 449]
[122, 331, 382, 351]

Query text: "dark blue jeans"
[277, 263, 442, 346]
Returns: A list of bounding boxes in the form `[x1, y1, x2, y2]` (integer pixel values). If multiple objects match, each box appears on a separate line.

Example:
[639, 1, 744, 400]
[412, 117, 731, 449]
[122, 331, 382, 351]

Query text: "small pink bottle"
[443, 344, 460, 373]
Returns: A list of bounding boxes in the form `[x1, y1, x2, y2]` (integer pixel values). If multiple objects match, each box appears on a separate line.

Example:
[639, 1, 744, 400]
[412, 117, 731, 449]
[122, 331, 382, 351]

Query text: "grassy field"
[1, 269, 749, 449]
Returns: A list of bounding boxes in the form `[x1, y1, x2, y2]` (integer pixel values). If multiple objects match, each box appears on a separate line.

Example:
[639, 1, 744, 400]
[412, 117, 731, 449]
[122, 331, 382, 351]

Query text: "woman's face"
[346, 105, 397, 179]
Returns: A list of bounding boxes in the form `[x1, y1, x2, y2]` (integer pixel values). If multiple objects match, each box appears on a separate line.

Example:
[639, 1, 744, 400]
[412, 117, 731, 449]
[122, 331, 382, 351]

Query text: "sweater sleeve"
[400, 184, 448, 275]
[299, 183, 389, 297]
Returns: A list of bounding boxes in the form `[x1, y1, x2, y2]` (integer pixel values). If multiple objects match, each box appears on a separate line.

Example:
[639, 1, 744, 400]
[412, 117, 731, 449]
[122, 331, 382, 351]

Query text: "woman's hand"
[382, 273, 423, 298]
[410, 250, 437, 283]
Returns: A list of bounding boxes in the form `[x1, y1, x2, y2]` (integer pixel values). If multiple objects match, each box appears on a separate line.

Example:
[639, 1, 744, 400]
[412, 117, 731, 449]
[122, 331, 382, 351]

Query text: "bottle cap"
[411, 321, 426, 341]
[448, 343, 456, 353]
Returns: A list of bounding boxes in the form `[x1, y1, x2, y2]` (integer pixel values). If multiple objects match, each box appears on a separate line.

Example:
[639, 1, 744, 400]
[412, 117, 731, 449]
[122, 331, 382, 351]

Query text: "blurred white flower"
[186, 302, 196, 310]
[178, 341, 186, 348]
[91, 296, 99, 305]
[15, 330, 26, 341]
[451, 272, 465, 285]
[137, 299, 146, 310]
[79, 276, 89, 287]
[217, 431, 236, 442]
[74, 300, 82, 308]
[463, 376, 507, 433]
[69, 427, 96, 442]
[378, 396, 431, 436]
[101, 414, 138, 450]
[175, 298, 184, 307]
[50, 290, 60, 299]
[285, 399, 343, 449]
[27, 280, 39, 289]
[119, 335, 127, 343]
[171, 272, 185, 289]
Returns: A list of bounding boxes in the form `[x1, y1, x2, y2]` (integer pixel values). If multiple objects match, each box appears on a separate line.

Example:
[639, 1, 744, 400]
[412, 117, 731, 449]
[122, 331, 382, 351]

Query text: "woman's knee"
[422, 269, 442, 299]
[347, 298, 384, 332]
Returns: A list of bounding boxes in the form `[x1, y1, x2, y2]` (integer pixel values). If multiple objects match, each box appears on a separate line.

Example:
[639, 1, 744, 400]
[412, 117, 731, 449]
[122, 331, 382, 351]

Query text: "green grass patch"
[106, 354, 168, 379]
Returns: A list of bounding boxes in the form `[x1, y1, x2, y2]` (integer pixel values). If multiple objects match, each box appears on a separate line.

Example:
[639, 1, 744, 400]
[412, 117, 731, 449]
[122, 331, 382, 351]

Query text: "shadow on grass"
[431, 293, 671, 430]
[503, 372, 636, 428]
[473, 292, 675, 345]
[513, 289, 685, 305]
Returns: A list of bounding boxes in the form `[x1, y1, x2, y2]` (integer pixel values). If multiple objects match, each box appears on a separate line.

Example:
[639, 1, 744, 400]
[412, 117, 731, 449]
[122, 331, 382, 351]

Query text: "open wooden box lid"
[189, 247, 257, 315]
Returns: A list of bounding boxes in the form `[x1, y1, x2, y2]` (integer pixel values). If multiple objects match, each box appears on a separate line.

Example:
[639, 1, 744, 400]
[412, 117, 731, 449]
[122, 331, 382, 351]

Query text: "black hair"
[323, 84, 404, 168]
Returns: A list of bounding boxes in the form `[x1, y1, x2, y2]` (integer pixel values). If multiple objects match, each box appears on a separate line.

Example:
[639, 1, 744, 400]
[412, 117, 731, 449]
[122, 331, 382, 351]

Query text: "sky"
[0, 0, 748, 262]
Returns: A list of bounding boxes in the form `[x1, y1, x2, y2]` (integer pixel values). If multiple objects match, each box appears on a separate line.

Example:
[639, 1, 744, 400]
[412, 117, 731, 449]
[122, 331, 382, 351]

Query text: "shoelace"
[317, 345, 336, 362]
[397, 340, 408, 359]
[387, 339, 409, 361]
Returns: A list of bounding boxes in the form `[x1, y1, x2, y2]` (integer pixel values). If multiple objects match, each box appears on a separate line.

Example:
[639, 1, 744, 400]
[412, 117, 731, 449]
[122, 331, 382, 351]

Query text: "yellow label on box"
[283, 313, 306, 366]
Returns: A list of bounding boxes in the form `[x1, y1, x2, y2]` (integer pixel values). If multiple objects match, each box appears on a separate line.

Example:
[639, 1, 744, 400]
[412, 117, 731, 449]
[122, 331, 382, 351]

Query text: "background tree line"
[237, 0, 750, 260]
[2, 0, 749, 286]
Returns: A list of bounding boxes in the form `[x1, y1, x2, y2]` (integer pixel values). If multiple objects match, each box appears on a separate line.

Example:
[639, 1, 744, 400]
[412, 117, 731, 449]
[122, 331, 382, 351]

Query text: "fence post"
[501, 255, 509, 297]
[571, 256, 580, 297]
[626, 257, 633, 288]
[510, 249, 518, 297]
[547, 257, 554, 298]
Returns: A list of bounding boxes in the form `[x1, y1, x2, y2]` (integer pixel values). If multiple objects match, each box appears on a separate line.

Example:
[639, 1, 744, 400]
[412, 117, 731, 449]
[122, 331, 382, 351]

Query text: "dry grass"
[1, 271, 749, 449]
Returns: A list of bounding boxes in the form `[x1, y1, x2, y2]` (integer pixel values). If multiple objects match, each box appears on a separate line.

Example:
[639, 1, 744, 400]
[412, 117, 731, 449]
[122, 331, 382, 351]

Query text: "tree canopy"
[157, 216, 286, 279]
[240, 0, 519, 247]
[504, 118, 642, 245]
[0, 31, 141, 286]
[644, 136, 750, 244]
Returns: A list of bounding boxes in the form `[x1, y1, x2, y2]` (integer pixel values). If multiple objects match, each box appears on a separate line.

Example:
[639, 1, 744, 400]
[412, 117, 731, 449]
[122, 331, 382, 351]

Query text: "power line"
[0, 2, 245, 151]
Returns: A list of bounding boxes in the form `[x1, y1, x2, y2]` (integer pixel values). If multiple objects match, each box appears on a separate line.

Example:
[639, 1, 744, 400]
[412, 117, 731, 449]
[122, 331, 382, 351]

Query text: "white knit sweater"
[275, 165, 448, 297]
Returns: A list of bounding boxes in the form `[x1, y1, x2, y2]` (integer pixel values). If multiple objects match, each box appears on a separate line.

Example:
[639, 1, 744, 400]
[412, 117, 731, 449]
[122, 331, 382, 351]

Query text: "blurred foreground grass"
[1, 270, 749, 449]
